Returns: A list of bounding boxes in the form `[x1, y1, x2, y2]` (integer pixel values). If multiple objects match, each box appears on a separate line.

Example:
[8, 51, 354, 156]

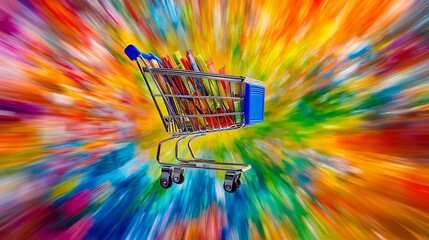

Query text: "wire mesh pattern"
[137, 58, 248, 136]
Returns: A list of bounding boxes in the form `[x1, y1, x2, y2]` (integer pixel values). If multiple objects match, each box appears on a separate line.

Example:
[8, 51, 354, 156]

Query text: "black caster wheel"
[173, 168, 185, 184]
[223, 181, 237, 193]
[235, 172, 242, 188]
[236, 179, 241, 188]
[160, 167, 173, 189]
[224, 171, 239, 193]
[176, 174, 185, 184]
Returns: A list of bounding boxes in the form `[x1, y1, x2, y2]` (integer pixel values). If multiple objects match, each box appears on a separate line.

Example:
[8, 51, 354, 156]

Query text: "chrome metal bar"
[173, 112, 242, 118]
[136, 59, 169, 132]
[156, 136, 179, 163]
[183, 134, 217, 162]
[146, 68, 245, 82]
[139, 58, 182, 132]
[170, 124, 247, 136]
[240, 81, 246, 124]
[182, 73, 207, 131]
[157, 136, 251, 172]
[154, 94, 242, 100]
[157, 162, 251, 173]
[206, 74, 223, 130]
[174, 134, 208, 163]
[187, 134, 205, 159]
[175, 136, 188, 161]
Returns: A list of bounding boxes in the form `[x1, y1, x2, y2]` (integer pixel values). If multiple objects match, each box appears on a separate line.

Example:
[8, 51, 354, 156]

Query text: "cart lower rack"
[125, 44, 265, 193]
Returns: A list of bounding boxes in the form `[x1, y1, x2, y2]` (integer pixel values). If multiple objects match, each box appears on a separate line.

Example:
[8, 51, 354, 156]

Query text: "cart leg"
[156, 135, 249, 192]
[156, 136, 198, 168]
[183, 134, 251, 171]
[175, 135, 215, 163]
[156, 136, 179, 164]
[158, 137, 188, 187]
[187, 134, 206, 159]
[175, 136, 190, 162]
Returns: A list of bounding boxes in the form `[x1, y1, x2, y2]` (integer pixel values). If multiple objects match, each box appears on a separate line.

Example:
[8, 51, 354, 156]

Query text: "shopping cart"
[124, 44, 265, 193]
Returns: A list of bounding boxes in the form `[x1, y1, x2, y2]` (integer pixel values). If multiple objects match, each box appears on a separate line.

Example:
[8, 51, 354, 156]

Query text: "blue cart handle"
[124, 44, 160, 62]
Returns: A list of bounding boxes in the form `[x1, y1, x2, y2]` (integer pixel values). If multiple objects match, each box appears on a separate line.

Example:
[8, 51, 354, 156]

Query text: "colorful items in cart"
[152, 50, 238, 129]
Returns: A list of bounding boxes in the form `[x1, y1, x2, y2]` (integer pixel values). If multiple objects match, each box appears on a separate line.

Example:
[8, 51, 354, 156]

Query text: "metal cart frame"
[125, 44, 262, 193]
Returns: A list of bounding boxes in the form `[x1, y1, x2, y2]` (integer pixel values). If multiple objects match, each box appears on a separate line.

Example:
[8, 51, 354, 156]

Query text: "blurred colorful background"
[1, 0, 429, 239]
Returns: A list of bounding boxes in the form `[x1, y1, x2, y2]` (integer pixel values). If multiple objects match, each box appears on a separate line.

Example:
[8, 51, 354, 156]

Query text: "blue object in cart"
[244, 79, 265, 125]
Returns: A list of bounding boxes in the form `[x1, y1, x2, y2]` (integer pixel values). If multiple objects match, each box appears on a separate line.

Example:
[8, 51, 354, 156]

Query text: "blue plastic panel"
[244, 80, 265, 125]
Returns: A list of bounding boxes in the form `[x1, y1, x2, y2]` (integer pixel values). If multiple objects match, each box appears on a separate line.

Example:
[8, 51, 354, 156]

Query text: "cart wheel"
[176, 174, 185, 184]
[223, 181, 237, 193]
[224, 171, 238, 193]
[236, 179, 241, 188]
[160, 167, 173, 189]
[173, 168, 185, 184]
[235, 173, 242, 188]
